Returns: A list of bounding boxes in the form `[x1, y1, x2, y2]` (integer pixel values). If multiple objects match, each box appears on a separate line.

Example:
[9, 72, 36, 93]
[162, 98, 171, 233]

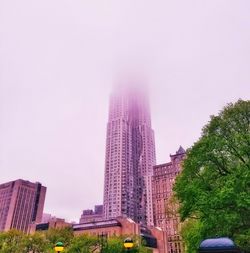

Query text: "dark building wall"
[0, 179, 46, 233]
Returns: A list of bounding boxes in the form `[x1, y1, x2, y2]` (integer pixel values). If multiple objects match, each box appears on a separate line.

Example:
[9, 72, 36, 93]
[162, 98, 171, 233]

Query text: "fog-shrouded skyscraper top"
[103, 83, 156, 225]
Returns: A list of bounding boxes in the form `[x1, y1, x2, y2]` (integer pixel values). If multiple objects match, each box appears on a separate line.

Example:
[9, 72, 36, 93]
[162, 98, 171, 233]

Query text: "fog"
[0, 0, 249, 221]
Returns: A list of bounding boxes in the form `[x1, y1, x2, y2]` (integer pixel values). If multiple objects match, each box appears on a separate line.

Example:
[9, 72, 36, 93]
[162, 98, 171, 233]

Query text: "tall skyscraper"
[103, 85, 156, 225]
[0, 179, 46, 233]
[152, 147, 185, 253]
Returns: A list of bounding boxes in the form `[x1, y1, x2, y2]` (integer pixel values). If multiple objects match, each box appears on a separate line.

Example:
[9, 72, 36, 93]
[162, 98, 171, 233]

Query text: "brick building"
[73, 217, 167, 253]
[29, 216, 71, 233]
[152, 147, 185, 253]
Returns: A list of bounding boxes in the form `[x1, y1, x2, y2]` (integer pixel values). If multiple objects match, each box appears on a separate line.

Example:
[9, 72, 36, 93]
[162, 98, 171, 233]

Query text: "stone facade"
[152, 147, 185, 253]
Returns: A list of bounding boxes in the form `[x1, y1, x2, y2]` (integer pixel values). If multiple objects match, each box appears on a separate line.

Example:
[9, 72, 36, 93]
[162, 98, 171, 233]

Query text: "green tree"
[0, 230, 25, 253]
[66, 235, 151, 253]
[21, 232, 50, 253]
[174, 100, 250, 253]
[179, 219, 204, 253]
[0, 230, 152, 253]
[45, 227, 74, 253]
[103, 236, 151, 253]
[102, 236, 124, 253]
[66, 234, 102, 253]
[45, 227, 74, 250]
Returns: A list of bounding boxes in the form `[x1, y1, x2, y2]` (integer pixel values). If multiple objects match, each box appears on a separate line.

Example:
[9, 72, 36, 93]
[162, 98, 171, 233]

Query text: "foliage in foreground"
[0, 228, 151, 253]
[174, 99, 250, 253]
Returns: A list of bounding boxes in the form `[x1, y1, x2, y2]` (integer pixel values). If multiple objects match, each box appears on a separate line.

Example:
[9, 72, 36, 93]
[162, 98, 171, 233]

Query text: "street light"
[54, 242, 64, 253]
[98, 232, 108, 253]
[124, 237, 134, 252]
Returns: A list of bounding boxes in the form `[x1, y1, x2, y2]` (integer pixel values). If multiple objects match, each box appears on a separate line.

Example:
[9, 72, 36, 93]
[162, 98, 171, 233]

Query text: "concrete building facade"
[29, 216, 71, 234]
[0, 179, 46, 233]
[152, 147, 185, 253]
[103, 85, 156, 226]
[79, 205, 104, 223]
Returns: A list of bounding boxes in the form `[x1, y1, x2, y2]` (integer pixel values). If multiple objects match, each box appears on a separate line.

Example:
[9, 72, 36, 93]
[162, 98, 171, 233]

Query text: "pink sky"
[0, 0, 249, 222]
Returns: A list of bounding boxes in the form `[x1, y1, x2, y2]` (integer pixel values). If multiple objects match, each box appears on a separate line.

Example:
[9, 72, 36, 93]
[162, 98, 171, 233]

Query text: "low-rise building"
[79, 205, 103, 223]
[28, 216, 71, 233]
[73, 217, 167, 253]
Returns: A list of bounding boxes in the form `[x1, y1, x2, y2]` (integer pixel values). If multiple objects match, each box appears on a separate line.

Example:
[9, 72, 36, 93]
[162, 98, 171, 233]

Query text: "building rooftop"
[176, 146, 185, 155]
[73, 219, 121, 231]
[170, 146, 186, 157]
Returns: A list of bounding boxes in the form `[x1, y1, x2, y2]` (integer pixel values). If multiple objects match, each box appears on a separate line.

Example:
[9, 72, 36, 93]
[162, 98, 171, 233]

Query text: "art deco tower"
[103, 84, 156, 225]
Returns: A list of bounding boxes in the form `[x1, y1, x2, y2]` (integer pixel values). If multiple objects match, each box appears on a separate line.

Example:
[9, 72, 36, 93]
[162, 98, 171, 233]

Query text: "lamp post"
[124, 237, 134, 252]
[54, 242, 64, 253]
[98, 232, 107, 253]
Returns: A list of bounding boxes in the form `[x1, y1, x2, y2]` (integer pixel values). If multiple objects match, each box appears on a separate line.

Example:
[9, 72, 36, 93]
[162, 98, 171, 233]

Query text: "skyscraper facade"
[0, 179, 46, 233]
[103, 86, 156, 225]
[152, 147, 185, 253]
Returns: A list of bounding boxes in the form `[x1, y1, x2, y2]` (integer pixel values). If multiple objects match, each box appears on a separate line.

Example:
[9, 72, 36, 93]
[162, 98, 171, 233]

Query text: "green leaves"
[66, 235, 99, 253]
[0, 230, 49, 253]
[22, 233, 49, 253]
[46, 227, 74, 248]
[174, 99, 250, 253]
[0, 230, 151, 253]
[0, 230, 23, 253]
